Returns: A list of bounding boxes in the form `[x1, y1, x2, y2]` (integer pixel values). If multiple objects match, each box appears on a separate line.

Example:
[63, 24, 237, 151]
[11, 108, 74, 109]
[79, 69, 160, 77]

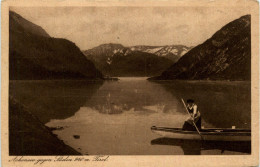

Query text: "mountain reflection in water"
[151, 138, 251, 155]
[84, 78, 250, 129]
[10, 78, 251, 155]
[153, 80, 251, 128]
[9, 80, 104, 123]
[84, 78, 181, 115]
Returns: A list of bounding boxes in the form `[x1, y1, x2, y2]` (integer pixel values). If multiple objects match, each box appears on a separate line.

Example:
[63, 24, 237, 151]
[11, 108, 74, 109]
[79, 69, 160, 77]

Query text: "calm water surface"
[10, 78, 251, 155]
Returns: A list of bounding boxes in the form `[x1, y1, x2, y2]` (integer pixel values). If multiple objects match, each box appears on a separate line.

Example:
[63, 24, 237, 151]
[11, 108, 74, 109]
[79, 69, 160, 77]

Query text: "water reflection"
[10, 79, 250, 127]
[84, 78, 181, 115]
[149, 80, 251, 128]
[151, 138, 251, 155]
[95, 93, 126, 114]
[82, 78, 250, 129]
[9, 80, 104, 123]
[11, 78, 251, 155]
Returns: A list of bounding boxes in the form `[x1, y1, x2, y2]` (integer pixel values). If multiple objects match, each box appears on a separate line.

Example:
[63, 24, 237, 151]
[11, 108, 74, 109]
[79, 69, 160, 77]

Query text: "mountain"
[85, 43, 126, 58]
[84, 43, 173, 76]
[9, 11, 103, 80]
[149, 15, 251, 81]
[108, 51, 174, 77]
[10, 11, 50, 37]
[83, 43, 173, 77]
[83, 43, 127, 75]
[130, 45, 192, 62]
[84, 44, 191, 63]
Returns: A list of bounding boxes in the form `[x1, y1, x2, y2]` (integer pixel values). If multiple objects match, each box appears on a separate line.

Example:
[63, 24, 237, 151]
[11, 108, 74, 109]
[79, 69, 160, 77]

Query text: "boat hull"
[151, 126, 251, 141]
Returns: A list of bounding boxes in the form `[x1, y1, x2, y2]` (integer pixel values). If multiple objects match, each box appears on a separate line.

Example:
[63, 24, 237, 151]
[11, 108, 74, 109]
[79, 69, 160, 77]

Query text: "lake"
[9, 78, 251, 155]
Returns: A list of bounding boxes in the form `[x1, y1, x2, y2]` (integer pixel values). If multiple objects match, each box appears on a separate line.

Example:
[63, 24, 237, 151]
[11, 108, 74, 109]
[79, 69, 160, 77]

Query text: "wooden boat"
[151, 126, 251, 141]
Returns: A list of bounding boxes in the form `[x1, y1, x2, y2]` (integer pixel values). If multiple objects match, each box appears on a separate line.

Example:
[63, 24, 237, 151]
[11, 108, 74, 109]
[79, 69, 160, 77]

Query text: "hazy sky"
[11, 7, 250, 50]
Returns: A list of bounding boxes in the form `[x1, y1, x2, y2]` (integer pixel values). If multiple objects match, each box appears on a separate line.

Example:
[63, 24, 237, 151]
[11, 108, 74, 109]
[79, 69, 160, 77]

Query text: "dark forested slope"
[150, 15, 251, 81]
[9, 11, 103, 80]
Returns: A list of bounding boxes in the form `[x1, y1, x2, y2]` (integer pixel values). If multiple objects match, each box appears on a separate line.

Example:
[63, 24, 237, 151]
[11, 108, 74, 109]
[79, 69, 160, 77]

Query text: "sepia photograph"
[1, 0, 259, 166]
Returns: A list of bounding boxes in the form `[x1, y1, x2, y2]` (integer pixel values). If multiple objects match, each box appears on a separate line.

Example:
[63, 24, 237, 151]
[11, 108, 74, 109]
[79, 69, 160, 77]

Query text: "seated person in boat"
[182, 99, 201, 131]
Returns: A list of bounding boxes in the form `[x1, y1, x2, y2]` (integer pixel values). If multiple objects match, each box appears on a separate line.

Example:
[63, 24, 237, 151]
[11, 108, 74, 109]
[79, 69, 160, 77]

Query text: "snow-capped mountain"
[83, 44, 191, 65]
[83, 43, 131, 71]
[130, 45, 192, 62]
[83, 43, 175, 77]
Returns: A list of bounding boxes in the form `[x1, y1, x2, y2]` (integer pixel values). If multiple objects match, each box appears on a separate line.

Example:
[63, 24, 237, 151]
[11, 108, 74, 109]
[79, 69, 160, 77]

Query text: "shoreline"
[9, 96, 81, 155]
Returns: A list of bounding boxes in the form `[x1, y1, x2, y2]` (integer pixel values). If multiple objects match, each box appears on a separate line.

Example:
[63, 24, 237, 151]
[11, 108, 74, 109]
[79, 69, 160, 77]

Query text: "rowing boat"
[151, 126, 251, 141]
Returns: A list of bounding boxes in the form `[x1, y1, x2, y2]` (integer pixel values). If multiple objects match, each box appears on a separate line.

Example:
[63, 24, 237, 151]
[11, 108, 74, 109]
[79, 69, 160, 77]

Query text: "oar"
[181, 98, 204, 140]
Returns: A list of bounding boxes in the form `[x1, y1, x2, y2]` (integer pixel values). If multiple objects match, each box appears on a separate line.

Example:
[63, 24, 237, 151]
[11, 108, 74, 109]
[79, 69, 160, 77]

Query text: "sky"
[11, 6, 250, 50]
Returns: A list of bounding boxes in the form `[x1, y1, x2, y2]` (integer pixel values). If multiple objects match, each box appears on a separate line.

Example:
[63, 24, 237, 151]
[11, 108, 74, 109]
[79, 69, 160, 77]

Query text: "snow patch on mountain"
[146, 47, 163, 53]
[170, 48, 178, 55]
[180, 50, 188, 56]
[130, 47, 136, 51]
[84, 44, 192, 64]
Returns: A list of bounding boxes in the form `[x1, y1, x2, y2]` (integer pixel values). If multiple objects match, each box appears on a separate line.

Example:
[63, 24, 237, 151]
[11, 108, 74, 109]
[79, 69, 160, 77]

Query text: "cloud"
[175, 25, 190, 34]
[10, 6, 251, 50]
